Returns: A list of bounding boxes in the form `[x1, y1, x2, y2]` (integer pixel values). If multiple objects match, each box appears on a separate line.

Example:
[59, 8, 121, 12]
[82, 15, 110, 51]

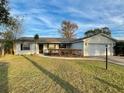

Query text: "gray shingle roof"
[17, 37, 72, 43]
[16, 33, 117, 43]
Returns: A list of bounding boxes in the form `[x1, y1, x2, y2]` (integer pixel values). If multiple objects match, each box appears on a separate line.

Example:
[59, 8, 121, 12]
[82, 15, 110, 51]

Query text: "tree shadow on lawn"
[94, 77, 124, 92]
[0, 62, 9, 93]
[23, 56, 81, 93]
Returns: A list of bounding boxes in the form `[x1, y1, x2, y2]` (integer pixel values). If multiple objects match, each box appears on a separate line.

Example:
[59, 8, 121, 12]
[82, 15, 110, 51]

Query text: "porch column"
[35, 43, 39, 54]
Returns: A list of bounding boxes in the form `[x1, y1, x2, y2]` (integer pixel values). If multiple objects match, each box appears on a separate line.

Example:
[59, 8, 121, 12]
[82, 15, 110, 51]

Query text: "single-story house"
[15, 33, 116, 56]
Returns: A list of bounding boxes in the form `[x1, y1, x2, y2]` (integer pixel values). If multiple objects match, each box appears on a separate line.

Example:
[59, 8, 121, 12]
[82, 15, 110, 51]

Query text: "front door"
[39, 44, 43, 53]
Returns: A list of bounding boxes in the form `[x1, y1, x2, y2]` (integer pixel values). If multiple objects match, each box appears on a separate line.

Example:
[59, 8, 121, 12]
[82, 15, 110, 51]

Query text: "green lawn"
[0, 55, 124, 93]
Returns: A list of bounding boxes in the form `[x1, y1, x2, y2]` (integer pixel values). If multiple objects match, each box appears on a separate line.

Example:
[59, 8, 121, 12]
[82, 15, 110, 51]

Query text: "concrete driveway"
[93, 56, 124, 66]
[40, 54, 124, 66]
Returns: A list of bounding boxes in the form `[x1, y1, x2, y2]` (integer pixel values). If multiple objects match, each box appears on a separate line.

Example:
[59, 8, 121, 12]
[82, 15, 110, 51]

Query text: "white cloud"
[114, 37, 124, 40]
[109, 16, 124, 25]
[9, 0, 124, 38]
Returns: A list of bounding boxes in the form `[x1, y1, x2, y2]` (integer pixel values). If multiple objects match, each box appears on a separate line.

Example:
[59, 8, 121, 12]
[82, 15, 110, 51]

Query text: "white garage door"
[87, 44, 111, 56]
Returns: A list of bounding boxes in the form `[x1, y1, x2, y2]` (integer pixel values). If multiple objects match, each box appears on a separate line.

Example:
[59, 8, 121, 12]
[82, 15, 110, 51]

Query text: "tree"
[0, 0, 10, 24]
[0, 0, 10, 56]
[4, 40, 13, 54]
[0, 0, 23, 55]
[102, 27, 111, 36]
[6, 16, 23, 40]
[114, 41, 124, 56]
[0, 17, 23, 55]
[58, 20, 78, 39]
[34, 34, 39, 54]
[84, 27, 111, 37]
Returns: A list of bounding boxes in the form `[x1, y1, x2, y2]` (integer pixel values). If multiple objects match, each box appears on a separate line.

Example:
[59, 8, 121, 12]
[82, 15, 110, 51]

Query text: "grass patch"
[0, 55, 124, 93]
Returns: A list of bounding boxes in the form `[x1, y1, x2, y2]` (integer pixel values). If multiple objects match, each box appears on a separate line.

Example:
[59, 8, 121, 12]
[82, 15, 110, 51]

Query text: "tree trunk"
[1, 42, 5, 56]
[1, 47, 4, 56]
[10, 48, 13, 54]
[12, 42, 15, 55]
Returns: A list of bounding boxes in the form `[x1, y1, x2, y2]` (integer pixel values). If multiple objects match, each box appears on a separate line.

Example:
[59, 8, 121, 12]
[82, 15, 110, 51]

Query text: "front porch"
[47, 49, 83, 57]
[38, 43, 83, 57]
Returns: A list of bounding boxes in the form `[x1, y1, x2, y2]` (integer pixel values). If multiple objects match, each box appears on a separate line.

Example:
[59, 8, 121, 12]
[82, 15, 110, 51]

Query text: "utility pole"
[106, 45, 108, 70]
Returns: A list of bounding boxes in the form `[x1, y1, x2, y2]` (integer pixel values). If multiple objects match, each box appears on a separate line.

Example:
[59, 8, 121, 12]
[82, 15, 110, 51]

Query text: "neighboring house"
[15, 33, 116, 56]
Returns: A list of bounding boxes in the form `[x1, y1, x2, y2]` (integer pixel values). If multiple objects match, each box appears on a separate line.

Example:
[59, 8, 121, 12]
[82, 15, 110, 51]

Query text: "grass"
[0, 55, 124, 93]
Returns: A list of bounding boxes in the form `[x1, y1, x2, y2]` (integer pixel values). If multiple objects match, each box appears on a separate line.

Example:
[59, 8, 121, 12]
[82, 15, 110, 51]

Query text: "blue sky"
[9, 0, 124, 39]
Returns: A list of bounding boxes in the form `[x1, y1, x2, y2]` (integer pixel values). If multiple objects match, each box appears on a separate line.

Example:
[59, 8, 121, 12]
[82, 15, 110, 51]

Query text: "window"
[49, 44, 55, 49]
[59, 44, 66, 48]
[21, 43, 30, 50]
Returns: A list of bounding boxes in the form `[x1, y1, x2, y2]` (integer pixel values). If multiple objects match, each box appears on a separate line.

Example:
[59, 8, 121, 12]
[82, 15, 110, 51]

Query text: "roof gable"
[83, 33, 116, 44]
[71, 33, 117, 43]
[83, 33, 116, 41]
